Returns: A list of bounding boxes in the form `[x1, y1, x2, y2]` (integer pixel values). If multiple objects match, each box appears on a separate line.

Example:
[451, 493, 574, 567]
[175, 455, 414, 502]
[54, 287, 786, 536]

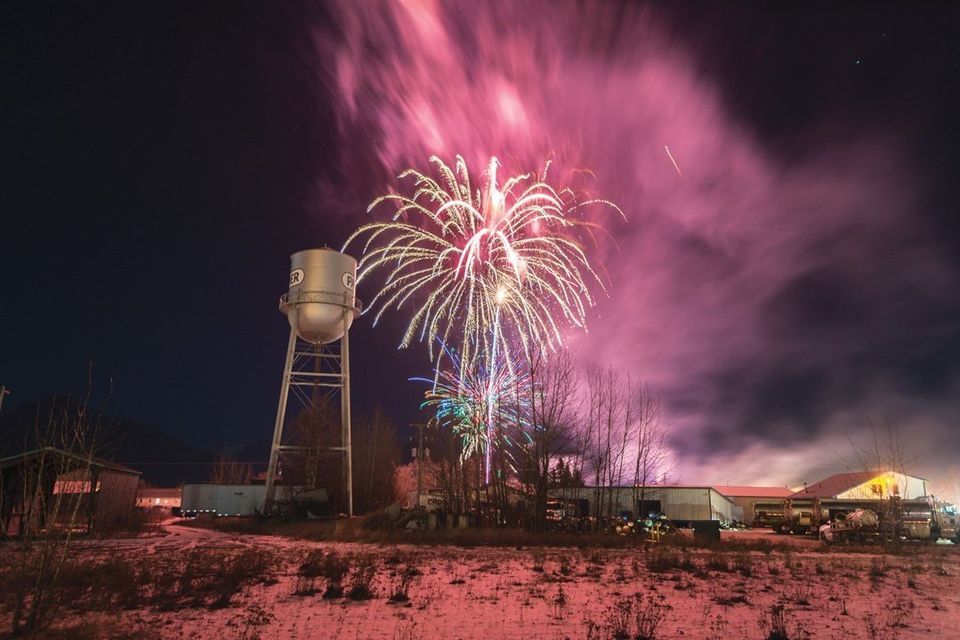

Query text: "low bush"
[705, 552, 730, 573]
[1, 544, 281, 620]
[294, 549, 325, 595]
[733, 552, 754, 577]
[388, 564, 419, 604]
[361, 508, 399, 531]
[758, 604, 808, 640]
[347, 555, 378, 600]
[645, 548, 680, 573]
[604, 592, 668, 640]
[530, 551, 546, 572]
[321, 551, 350, 599]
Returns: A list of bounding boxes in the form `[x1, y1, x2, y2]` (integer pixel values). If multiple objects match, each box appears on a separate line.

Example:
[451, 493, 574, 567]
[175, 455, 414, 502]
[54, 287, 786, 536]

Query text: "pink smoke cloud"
[314, 1, 960, 486]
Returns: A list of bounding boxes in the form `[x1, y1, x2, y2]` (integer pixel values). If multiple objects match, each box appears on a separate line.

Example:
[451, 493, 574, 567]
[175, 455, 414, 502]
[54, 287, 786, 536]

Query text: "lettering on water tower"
[289, 269, 304, 287]
[342, 272, 355, 290]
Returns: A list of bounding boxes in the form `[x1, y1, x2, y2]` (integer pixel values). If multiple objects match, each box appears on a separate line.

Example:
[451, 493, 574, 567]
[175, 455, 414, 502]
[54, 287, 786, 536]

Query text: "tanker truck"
[817, 498, 958, 544]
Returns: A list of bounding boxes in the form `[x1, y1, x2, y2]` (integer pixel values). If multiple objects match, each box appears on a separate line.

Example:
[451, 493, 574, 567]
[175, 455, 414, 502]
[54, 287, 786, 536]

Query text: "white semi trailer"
[181, 484, 269, 517]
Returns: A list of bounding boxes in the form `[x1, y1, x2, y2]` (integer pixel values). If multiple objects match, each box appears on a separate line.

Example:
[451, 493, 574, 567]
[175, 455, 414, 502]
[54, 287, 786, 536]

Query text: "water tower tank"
[281, 248, 358, 344]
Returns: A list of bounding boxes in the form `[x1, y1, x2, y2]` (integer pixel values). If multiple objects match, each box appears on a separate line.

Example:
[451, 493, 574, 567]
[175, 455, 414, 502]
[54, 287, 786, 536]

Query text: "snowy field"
[3, 522, 959, 639]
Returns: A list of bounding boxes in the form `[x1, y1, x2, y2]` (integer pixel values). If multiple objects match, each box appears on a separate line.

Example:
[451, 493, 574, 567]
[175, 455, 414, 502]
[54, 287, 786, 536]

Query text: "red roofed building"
[779, 470, 929, 533]
[789, 471, 927, 500]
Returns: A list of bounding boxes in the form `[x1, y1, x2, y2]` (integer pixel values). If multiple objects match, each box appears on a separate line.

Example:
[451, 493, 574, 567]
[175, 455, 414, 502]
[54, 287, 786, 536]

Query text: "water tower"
[264, 248, 361, 515]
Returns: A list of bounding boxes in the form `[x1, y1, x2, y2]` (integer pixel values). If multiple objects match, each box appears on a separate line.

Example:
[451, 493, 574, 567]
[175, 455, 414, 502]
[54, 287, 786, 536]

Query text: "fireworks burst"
[344, 155, 622, 370]
[349, 155, 620, 482]
[414, 343, 531, 473]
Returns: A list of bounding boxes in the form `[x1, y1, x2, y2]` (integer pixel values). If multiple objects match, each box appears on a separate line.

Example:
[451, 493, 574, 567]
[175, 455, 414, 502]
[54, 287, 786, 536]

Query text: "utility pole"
[0, 386, 9, 412]
[413, 422, 427, 508]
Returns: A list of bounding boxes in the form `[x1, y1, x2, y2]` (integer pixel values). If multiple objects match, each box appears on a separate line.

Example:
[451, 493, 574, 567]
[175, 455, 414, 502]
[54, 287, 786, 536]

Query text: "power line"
[114, 460, 269, 466]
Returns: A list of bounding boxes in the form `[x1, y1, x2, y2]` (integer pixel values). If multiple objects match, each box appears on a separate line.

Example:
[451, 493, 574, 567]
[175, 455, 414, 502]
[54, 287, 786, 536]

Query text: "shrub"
[361, 508, 399, 531]
[531, 551, 546, 572]
[388, 563, 419, 604]
[604, 592, 668, 640]
[633, 593, 668, 639]
[759, 605, 791, 640]
[347, 555, 378, 600]
[209, 548, 277, 609]
[295, 549, 325, 595]
[125, 547, 278, 610]
[677, 552, 701, 575]
[645, 548, 680, 573]
[714, 594, 749, 606]
[321, 551, 351, 599]
[604, 595, 632, 640]
[733, 552, 753, 577]
[705, 552, 730, 573]
[551, 585, 568, 620]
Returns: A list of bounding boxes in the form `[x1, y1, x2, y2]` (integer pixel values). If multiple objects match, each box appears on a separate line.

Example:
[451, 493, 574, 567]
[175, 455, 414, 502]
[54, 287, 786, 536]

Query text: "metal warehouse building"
[550, 486, 738, 523]
[712, 486, 795, 526]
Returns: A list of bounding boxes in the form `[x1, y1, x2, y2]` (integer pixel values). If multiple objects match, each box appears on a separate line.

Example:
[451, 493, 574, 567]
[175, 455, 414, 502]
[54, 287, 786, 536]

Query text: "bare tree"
[431, 419, 469, 518]
[6, 378, 111, 636]
[208, 454, 251, 484]
[567, 379, 594, 518]
[629, 382, 670, 519]
[285, 395, 342, 500]
[518, 349, 578, 531]
[586, 365, 641, 521]
[351, 406, 400, 514]
[579, 366, 673, 525]
[585, 365, 612, 523]
[843, 418, 921, 547]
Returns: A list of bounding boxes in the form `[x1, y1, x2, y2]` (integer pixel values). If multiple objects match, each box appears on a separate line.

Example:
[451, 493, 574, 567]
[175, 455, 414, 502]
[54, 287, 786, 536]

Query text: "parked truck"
[807, 497, 959, 544]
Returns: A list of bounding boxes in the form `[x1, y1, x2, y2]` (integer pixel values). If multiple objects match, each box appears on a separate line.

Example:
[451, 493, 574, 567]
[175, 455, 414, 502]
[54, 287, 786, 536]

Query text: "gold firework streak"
[664, 145, 683, 178]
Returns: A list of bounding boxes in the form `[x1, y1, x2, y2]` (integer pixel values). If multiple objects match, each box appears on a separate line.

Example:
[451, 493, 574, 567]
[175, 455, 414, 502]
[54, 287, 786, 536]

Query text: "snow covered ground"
[9, 522, 960, 639]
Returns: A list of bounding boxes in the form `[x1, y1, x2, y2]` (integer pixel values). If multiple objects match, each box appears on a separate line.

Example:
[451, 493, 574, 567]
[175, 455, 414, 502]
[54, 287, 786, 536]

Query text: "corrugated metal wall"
[182, 484, 268, 516]
[94, 471, 139, 533]
[708, 490, 735, 521]
[837, 473, 927, 500]
[550, 487, 736, 522]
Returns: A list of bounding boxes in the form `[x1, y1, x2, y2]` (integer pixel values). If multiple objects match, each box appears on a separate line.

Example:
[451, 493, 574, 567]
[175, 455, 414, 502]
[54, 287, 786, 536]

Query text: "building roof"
[138, 487, 181, 498]
[712, 486, 794, 499]
[576, 484, 725, 492]
[0, 446, 141, 476]
[789, 471, 885, 499]
[567, 485, 736, 504]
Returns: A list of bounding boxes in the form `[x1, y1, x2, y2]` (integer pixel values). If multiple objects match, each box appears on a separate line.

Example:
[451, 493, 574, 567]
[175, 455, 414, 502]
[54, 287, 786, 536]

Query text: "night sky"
[3, 2, 959, 489]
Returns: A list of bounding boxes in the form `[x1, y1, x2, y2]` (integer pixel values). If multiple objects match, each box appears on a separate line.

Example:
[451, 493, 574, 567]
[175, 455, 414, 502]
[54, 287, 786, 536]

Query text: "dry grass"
[0, 545, 280, 621]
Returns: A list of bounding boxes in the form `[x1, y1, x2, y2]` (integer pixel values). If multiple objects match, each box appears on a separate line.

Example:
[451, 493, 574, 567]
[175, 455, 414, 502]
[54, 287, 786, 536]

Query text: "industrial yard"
[1, 521, 957, 639]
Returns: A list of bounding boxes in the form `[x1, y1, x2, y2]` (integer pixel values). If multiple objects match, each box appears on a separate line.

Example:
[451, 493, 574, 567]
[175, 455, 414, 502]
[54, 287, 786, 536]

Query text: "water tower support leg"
[265, 325, 298, 514]
[341, 310, 354, 517]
